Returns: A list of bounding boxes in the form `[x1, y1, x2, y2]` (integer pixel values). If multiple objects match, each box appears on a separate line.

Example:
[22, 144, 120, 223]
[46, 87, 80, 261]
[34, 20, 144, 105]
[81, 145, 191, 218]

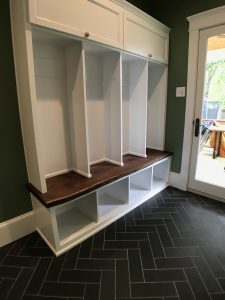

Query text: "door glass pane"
[195, 34, 225, 188]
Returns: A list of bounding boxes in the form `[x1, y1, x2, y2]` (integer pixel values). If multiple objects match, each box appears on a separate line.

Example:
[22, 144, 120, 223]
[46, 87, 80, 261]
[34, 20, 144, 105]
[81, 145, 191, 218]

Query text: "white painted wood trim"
[174, 5, 225, 191]
[0, 211, 35, 247]
[187, 5, 225, 31]
[72, 168, 92, 178]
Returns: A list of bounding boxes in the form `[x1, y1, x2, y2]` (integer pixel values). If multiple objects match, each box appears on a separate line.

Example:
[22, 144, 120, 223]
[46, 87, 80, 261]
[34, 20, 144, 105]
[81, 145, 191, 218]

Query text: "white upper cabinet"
[28, 0, 123, 48]
[124, 10, 169, 64]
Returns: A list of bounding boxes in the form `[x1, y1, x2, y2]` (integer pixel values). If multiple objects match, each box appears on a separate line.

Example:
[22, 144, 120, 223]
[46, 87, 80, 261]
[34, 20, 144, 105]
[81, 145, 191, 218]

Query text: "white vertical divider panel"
[65, 44, 91, 178]
[122, 61, 130, 154]
[103, 53, 123, 166]
[147, 64, 167, 150]
[10, 0, 47, 192]
[129, 59, 148, 157]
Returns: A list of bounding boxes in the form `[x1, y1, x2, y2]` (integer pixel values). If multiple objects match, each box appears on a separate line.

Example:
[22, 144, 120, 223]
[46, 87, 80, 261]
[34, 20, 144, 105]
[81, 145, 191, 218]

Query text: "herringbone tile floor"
[1, 187, 225, 299]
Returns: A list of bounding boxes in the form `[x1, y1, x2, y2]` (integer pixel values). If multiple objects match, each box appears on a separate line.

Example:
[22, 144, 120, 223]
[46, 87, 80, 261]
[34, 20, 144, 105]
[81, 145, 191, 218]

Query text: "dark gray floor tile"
[93, 229, 105, 249]
[45, 254, 66, 281]
[218, 278, 225, 291]
[79, 237, 93, 258]
[157, 225, 173, 247]
[104, 240, 138, 249]
[116, 216, 126, 232]
[155, 257, 193, 269]
[25, 257, 52, 294]
[211, 294, 225, 300]
[131, 282, 177, 297]
[1, 256, 39, 268]
[84, 283, 100, 300]
[40, 282, 85, 297]
[135, 219, 164, 225]
[128, 249, 144, 282]
[126, 225, 156, 233]
[0, 265, 21, 278]
[59, 269, 101, 283]
[101, 270, 115, 300]
[144, 269, 185, 282]
[170, 213, 187, 231]
[173, 238, 201, 247]
[76, 258, 114, 270]
[19, 247, 52, 257]
[105, 223, 116, 240]
[185, 267, 211, 300]
[23, 296, 68, 300]
[193, 256, 222, 293]
[200, 247, 225, 278]
[91, 249, 127, 259]
[175, 281, 195, 300]
[163, 219, 181, 238]
[139, 240, 155, 269]
[0, 244, 14, 263]
[116, 260, 130, 298]
[133, 206, 143, 219]
[151, 208, 177, 213]
[116, 232, 148, 240]
[63, 244, 80, 269]
[148, 232, 165, 258]
[6, 268, 34, 300]
[0, 278, 14, 299]
[125, 211, 135, 226]
[164, 247, 201, 257]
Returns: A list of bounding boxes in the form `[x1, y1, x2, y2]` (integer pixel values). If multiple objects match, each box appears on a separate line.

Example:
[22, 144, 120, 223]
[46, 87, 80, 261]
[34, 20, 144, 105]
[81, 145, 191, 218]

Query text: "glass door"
[188, 25, 225, 199]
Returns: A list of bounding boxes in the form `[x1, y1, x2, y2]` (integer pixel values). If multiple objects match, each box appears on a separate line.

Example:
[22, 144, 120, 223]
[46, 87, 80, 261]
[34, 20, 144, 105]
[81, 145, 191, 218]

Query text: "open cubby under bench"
[30, 149, 172, 256]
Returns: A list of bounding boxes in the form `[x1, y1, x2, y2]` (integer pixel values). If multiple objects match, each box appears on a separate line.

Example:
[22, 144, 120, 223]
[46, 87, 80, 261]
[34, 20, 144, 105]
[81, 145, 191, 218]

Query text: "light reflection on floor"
[196, 148, 225, 188]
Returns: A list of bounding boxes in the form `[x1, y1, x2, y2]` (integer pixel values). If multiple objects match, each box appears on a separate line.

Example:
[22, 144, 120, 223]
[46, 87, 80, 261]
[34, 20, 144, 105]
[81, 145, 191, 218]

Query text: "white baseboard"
[169, 171, 188, 191]
[0, 211, 35, 247]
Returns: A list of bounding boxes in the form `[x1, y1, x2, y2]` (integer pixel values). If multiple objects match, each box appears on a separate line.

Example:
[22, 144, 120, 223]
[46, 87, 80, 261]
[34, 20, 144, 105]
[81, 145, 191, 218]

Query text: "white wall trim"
[187, 5, 225, 31]
[0, 211, 35, 247]
[171, 5, 225, 191]
[169, 171, 187, 190]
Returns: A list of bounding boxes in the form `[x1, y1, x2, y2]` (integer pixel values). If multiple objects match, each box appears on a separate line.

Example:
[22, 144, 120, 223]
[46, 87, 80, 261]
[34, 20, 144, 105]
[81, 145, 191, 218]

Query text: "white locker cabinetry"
[28, 0, 123, 48]
[124, 10, 169, 64]
[10, 0, 171, 256]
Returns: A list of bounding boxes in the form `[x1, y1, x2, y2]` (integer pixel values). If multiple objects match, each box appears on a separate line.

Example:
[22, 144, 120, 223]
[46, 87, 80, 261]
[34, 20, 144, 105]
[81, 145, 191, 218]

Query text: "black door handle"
[195, 118, 200, 137]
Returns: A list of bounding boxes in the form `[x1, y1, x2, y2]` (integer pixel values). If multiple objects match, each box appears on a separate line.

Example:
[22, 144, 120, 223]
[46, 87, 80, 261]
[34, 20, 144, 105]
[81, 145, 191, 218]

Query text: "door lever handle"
[195, 118, 200, 137]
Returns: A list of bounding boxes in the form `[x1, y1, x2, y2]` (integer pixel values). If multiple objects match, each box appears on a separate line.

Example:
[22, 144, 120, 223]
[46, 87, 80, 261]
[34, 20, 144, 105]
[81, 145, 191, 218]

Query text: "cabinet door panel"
[28, 0, 123, 48]
[124, 11, 169, 64]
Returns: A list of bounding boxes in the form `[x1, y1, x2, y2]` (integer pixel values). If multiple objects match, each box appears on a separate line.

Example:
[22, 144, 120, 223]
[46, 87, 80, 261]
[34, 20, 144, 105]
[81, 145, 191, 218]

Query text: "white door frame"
[170, 5, 225, 191]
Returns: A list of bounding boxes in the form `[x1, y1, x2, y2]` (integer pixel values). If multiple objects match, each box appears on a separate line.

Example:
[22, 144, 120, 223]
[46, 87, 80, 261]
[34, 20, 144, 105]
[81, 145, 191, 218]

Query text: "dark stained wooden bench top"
[28, 149, 172, 208]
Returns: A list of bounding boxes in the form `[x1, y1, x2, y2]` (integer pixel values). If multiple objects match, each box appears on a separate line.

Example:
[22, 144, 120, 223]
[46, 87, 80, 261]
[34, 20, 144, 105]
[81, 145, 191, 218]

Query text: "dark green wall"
[0, 1, 32, 222]
[128, 0, 225, 172]
[1, 0, 225, 223]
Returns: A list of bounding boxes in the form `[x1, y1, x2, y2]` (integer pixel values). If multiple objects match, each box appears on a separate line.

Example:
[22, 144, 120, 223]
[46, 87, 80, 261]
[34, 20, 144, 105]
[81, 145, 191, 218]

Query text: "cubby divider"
[129, 167, 152, 205]
[152, 158, 170, 192]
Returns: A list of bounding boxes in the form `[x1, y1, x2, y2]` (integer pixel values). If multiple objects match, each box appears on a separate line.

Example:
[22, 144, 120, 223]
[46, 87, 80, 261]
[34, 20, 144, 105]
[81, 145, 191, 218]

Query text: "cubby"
[54, 192, 98, 246]
[97, 178, 129, 218]
[122, 54, 148, 158]
[129, 167, 152, 205]
[147, 62, 168, 150]
[84, 43, 122, 167]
